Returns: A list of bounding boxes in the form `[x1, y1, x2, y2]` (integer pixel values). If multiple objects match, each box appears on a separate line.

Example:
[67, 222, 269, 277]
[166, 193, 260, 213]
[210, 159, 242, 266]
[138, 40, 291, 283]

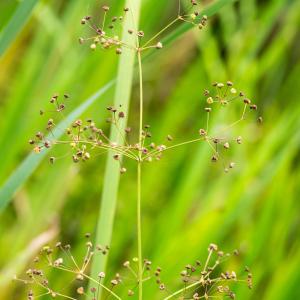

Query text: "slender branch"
[142, 17, 179, 48]
[163, 281, 200, 300]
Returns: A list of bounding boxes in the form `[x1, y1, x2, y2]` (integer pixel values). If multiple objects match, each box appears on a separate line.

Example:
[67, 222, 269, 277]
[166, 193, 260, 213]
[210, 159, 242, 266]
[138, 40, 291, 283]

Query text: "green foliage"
[0, 0, 299, 299]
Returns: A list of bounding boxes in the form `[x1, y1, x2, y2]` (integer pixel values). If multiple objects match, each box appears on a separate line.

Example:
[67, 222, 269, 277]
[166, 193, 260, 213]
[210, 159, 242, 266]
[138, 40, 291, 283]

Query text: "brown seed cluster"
[31, 80, 260, 175]
[79, 6, 135, 54]
[15, 239, 252, 300]
[198, 81, 260, 172]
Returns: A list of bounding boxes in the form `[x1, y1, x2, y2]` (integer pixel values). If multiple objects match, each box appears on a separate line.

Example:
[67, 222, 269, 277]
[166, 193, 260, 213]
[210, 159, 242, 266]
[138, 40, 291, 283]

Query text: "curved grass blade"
[0, 81, 114, 212]
[0, 0, 39, 57]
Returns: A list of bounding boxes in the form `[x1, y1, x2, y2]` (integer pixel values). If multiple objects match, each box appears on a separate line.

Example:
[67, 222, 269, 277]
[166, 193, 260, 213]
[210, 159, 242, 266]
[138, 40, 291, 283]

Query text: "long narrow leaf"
[89, 0, 141, 286]
[0, 0, 39, 57]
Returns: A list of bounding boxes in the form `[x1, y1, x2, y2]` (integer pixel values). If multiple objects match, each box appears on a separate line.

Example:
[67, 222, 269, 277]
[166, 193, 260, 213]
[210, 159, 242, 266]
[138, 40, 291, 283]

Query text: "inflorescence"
[23, 1, 258, 299]
[29, 3, 260, 174]
[15, 235, 253, 300]
[77, 1, 208, 55]
[29, 80, 260, 174]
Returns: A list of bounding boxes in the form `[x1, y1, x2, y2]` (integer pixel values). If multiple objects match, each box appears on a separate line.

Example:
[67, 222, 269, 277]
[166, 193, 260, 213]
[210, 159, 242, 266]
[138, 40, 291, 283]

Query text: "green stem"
[137, 49, 143, 300]
[137, 161, 143, 300]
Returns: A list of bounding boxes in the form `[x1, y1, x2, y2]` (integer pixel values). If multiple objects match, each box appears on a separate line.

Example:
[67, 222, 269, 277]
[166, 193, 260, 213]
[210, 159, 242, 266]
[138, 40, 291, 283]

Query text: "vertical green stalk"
[137, 161, 143, 300]
[89, 0, 141, 297]
[137, 49, 144, 300]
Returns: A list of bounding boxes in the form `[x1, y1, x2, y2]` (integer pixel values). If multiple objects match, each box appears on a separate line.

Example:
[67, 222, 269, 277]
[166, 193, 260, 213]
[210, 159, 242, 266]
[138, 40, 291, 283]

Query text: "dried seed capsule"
[236, 136, 242, 144]
[111, 279, 118, 286]
[156, 42, 163, 49]
[167, 135, 173, 141]
[77, 287, 84, 295]
[207, 96, 214, 104]
[229, 162, 235, 169]
[120, 167, 127, 174]
[116, 48, 122, 55]
[72, 155, 79, 163]
[209, 243, 218, 251]
[199, 129, 207, 136]
[223, 142, 230, 149]
[137, 31, 144, 37]
[211, 155, 218, 162]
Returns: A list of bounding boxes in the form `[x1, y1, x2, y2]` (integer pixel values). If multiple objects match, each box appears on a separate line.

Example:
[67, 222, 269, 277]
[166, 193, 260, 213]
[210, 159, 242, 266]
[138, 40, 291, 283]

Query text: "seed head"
[199, 129, 207, 136]
[77, 287, 84, 295]
[120, 167, 127, 174]
[137, 31, 144, 37]
[116, 48, 122, 55]
[209, 243, 218, 251]
[223, 142, 230, 149]
[229, 162, 235, 169]
[207, 97, 214, 104]
[156, 42, 163, 49]
[236, 136, 242, 144]
[102, 5, 110, 12]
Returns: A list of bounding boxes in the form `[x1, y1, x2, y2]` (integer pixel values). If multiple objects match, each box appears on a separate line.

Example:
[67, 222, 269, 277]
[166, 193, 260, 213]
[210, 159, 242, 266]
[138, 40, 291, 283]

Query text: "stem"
[142, 17, 179, 48]
[163, 281, 200, 300]
[137, 161, 143, 300]
[137, 49, 143, 300]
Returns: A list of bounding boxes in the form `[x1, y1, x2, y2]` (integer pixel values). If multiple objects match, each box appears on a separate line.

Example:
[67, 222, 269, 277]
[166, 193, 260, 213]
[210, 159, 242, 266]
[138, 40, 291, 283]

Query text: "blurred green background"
[0, 0, 300, 299]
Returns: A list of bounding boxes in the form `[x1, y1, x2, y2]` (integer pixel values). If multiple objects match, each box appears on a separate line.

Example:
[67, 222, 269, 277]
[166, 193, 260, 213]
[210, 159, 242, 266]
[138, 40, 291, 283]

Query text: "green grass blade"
[89, 0, 141, 286]
[0, 81, 114, 212]
[0, 0, 39, 57]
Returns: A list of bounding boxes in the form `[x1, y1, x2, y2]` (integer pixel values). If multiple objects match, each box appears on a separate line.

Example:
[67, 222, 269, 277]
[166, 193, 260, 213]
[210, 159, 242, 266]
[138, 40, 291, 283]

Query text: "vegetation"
[0, 0, 299, 299]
